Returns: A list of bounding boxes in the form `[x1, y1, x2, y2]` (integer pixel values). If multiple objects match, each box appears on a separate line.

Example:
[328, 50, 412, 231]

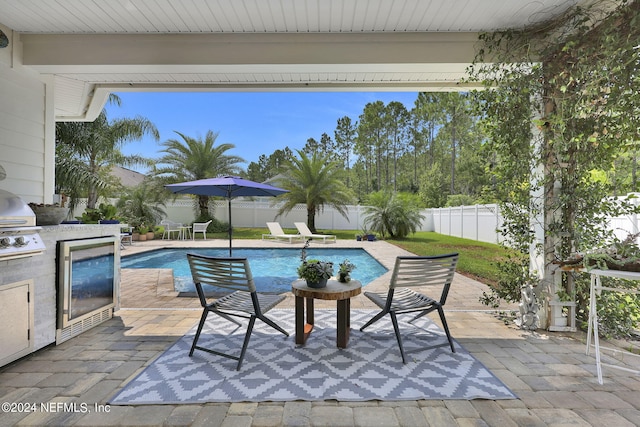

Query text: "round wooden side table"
[291, 279, 362, 348]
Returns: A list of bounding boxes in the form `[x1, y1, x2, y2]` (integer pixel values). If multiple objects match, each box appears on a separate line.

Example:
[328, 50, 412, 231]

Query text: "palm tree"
[274, 150, 354, 233]
[55, 109, 159, 209]
[115, 179, 167, 229]
[54, 143, 107, 212]
[154, 131, 244, 218]
[363, 191, 425, 239]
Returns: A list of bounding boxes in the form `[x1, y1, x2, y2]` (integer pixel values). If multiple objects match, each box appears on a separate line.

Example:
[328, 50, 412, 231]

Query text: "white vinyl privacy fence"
[71, 196, 640, 245]
[426, 200, 640, 245]
[70, 198, 506, 242]
[163, 201, 507, 244]
[163, 199, 371, 232]
[426, 204, 504, 244]
[427, 198, 640, 245]
[71, 198, 373, 234]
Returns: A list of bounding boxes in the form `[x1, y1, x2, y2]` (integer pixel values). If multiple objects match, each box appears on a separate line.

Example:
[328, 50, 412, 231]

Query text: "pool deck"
[119, 237, 496, 312]
[2, 237, 640, 426]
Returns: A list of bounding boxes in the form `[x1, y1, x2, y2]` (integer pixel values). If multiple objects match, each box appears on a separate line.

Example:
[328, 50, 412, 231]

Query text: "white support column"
[529, 91, 552, 330]
[42, 74, 55, 204]
[529, 138, 548, 329]
[529, 94, 576, 332]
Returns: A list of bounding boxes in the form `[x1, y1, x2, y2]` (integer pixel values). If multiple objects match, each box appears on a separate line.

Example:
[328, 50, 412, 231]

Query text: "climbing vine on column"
[469, 0, 640, 335]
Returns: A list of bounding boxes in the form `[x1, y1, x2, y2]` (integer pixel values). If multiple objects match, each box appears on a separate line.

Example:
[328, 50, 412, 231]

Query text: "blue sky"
[105, 91, 419, 173]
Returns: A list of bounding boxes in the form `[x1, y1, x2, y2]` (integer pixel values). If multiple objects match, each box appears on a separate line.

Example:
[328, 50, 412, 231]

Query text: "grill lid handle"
[0, 219, 29, 225]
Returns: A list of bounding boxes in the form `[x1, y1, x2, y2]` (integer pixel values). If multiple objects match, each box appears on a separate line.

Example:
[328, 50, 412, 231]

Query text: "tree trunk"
[413, 139, 418, 187]
[450, 111, 456, 194]
[87, 158, 99, 209]
[307, 208, 316, 233]
[393, 134, 398, 192]
[376, 136, 381, 191]
[86, 189, 98, 210]
[633, 149, 638, 192]
[346, 150, 350, 188]
[198, 195, 209, 218]
[368, 150, 373, 192]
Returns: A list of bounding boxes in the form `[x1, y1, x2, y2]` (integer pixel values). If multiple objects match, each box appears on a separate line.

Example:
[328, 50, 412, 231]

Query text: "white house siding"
[0, 60, 47, 203]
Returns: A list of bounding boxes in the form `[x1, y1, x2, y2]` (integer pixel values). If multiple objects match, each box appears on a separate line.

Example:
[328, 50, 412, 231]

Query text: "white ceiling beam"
[21, 32, 481, 69]
[22, 31, 485, 121]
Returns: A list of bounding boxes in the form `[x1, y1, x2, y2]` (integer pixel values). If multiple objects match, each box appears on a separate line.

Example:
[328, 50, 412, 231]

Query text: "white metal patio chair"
[187, 253, 289, 370]
[192, 220, 212, 240]
[119, 226, 133, 249]
[160, 219, 182, 239]
[360, 253, 459, 363]
[294, 222, 336, 243]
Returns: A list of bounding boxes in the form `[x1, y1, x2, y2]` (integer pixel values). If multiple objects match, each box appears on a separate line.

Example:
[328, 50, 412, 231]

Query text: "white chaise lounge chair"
[262, 222, 302, 243]
[294, 222, 337, 243]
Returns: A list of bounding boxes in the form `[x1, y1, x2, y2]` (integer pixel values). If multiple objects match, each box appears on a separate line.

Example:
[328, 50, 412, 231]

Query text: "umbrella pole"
[228, 198, 232, 256]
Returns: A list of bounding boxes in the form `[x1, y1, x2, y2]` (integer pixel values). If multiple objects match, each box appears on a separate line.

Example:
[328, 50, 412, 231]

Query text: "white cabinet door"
[0, 280, 32, 365]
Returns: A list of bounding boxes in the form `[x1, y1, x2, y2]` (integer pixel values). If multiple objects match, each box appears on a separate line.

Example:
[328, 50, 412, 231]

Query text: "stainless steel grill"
[0, 189, 46, 261]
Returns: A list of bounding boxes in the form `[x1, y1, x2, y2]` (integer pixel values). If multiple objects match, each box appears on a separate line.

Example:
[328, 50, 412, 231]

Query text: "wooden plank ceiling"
[0, 0, 581, 119]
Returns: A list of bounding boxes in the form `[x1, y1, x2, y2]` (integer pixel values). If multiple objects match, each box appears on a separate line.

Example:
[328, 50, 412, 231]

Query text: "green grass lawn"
[206, 228, 507, 286]
[389, 232, 510, 286]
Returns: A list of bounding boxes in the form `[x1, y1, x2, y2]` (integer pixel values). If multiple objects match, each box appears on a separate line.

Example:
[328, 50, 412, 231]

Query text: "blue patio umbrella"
[165, 176, 288, 255]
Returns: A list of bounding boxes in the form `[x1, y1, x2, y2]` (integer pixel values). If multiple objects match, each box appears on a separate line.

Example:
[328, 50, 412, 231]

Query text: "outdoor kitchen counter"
[0, 224, 123, 367]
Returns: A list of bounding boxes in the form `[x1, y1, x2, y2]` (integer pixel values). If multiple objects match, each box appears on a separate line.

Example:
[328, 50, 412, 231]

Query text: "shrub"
[76, 203, 120, 223]
[193, 213, 228, 233]
[363, 191, 425, 239]
[116, 182, 166, 228]
[446, 194, 476, 207]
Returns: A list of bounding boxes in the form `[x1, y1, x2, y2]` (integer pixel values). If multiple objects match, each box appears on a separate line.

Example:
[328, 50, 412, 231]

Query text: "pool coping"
[118, 238, 508, 312]
[121, 244, 395, 298]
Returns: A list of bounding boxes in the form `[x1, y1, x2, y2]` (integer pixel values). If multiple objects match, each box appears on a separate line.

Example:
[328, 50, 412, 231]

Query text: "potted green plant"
[76, 207, 102, 224]
[297, 239, 333, 288]
[338, 259, 356, 283]
[298, 259, 334, 288]
[137, 224, 149, 241]
[76, 203, 121, 224]
[358, 225, 376, 242]
[145, 224, 155, 240]
[97, 203, 120, 223]
[128, 218, 142, 241]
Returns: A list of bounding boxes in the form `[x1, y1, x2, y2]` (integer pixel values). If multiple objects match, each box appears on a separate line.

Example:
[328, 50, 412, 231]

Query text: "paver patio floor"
[1, 238, 640, 426]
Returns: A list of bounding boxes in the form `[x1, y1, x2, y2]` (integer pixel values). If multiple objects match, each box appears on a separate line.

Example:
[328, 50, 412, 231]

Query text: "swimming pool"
[121, 248, 388, 294]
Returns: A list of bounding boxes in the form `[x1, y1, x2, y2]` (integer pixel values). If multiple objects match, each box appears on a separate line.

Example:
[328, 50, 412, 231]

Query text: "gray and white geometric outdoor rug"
[109, 309, 516, 404]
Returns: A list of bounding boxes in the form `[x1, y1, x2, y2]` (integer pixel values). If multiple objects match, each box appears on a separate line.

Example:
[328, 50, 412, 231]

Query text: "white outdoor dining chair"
[192, 220, 212, 240]
[119, 226, 133, 249]
[160, 220, 182, 239]
[360, 253, 459, 363]
[186, 253, 289, 370]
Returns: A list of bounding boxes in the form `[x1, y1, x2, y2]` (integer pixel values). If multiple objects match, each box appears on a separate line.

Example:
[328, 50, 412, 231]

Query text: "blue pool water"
[121, 248, 387, 294]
